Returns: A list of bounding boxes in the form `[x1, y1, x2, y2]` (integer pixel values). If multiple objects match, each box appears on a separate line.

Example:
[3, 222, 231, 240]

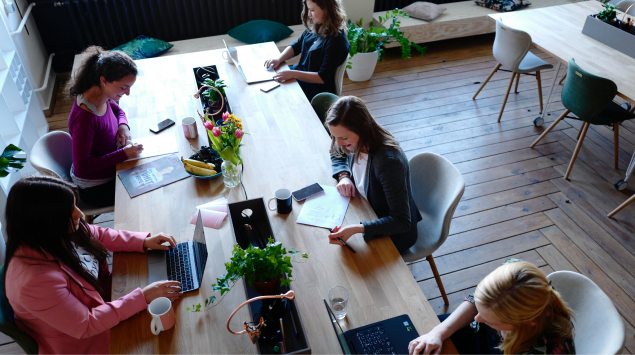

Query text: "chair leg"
[530, 109, 570, 148]
[559, 73, 567, 85]
[536, 71, 544, 113]
[85, 215, 94, 224]
[498, 72, 517, 122]
[565, 122, 590, 180]
[427, 255, 449, 305]
[608, 193, 635, 218]
[576, 126, 583, 141]
[615, 122, 619, 169]
[514, 73, 520, 94]
[473, 63, 502, 100]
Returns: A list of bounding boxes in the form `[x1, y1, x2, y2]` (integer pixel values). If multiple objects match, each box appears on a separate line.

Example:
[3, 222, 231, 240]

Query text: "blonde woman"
[264, 0, 350, 101]
[409, 260, 575, 355]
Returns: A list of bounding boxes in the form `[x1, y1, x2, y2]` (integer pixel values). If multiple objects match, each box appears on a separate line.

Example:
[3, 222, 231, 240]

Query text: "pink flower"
[222, 112, 230, 120]
[235, 129, 243, 139]
[203, 120, 214, 130]
[212, 127, 222, 137]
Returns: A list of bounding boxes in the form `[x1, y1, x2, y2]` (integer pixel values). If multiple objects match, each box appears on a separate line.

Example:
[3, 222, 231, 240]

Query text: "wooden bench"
[374, 0, 583, 47]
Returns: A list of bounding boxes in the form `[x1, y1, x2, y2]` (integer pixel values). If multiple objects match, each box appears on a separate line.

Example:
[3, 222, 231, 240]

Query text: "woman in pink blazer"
[4, 176, 183, 354]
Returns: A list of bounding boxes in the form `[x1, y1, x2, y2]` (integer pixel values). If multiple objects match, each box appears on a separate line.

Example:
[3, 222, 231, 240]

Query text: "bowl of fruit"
[182, 146, 223, 179]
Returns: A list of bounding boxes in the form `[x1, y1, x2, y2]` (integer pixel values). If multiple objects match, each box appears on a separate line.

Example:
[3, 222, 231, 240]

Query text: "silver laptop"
[223, 39, 275, 84]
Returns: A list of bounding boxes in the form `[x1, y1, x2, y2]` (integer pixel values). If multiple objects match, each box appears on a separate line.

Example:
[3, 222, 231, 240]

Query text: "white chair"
[30, 131, 114, 223]
[547, 271, 625, 355]
[473, 20, 554, 122]
[617, 0, 635, 14]
[334, 56, 348, 97]
[401, 152, 465, 305]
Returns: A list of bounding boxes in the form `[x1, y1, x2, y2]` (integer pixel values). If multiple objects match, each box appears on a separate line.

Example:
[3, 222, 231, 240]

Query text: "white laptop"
[223, 40, 276, 84]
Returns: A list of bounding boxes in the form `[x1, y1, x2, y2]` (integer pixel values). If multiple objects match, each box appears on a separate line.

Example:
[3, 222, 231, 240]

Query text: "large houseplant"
[0, 144, 26, 178]
[346, 9, 427, 82]
[187, 238, 308, 312]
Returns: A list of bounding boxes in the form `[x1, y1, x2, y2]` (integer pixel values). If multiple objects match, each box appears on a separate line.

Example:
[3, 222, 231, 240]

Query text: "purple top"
[68, 99, 129, 180]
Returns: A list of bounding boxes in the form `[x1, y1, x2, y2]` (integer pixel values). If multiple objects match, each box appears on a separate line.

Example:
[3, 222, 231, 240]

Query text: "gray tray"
[581, 15, 635, 59]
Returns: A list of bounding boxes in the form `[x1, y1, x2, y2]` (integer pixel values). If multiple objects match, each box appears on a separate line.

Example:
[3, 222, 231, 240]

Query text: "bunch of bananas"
[181, 157, 217, 176]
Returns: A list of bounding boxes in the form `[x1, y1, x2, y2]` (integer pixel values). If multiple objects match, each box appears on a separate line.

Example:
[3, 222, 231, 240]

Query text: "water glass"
[328, 286, 349, 320]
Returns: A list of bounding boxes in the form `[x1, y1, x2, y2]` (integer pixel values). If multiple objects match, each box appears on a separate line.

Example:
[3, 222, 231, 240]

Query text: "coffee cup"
[222, 49, 237, 64]
[182, 117, 197, 139]
[148, 297, 175, 335]
[268, 189, 292, 214]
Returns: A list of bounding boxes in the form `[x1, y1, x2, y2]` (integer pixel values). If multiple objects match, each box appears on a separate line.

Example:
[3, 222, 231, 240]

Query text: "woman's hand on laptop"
[273, 70, 295, 83]
[143, 233, 177, 251]
[408, 330, 443, 355]
[264, 58, 282, 70]
[143, 281, 182, 302]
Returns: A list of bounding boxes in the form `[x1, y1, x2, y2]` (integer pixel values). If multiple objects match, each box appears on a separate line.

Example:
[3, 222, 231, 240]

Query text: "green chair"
[0, 265, 39, 354]
[311, 92, 339, 126]
[530, 58, 635, 179]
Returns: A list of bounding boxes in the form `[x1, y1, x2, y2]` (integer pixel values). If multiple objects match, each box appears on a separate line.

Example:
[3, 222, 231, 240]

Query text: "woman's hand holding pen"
[328, 225, 364, 245]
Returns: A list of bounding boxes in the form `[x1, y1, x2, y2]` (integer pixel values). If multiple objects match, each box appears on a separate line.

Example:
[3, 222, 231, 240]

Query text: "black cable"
[241, 163, 248, 200]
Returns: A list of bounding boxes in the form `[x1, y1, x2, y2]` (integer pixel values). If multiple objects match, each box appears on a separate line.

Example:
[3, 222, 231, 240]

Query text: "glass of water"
[328, 286, 349, 320]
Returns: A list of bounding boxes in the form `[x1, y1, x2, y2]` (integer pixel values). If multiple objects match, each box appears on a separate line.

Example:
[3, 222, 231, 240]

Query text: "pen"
[287, 302, 299, 338]
[328, 228, 357, 254]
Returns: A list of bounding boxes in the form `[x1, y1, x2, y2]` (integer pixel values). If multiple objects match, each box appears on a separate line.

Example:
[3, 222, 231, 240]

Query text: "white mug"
[148, 297, 176, 335]
[222, 49, 237, 64]
[182, 117, 197, 139]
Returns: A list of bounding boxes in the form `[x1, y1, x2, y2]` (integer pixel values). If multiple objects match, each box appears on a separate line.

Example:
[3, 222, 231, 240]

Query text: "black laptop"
[323, 299, 419, 355]
[147, 210, 208, 292]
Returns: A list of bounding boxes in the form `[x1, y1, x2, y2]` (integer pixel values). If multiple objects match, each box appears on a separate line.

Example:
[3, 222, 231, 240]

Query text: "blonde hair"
[475, 262, 574, 354]
[301, 0, 347, 38]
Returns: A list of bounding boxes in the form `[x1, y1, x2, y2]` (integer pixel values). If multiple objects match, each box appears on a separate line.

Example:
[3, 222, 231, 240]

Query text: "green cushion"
[112, 35, 174, 60]
[228, 20, 293, 45]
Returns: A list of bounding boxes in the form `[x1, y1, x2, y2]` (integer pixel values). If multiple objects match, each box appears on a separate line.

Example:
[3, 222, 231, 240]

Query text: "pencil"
[279, 318, 286, 349]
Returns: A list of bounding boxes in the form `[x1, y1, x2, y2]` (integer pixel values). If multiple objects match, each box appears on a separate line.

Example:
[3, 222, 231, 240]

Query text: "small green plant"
[346, 9, 426, 69]
[598, 0, 618, 22]
[0, 144, 26, 178]
[186, 238, 308, 312]
[202, 78, 228, 105]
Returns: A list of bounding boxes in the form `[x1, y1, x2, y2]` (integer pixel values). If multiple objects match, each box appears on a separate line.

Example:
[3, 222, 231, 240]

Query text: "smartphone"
[292, 183, 325, 202]
[260, 82, 280, 93]
[149, 118, 175, 133]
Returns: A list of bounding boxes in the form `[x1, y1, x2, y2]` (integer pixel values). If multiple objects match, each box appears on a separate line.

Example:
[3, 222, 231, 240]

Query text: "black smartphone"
[292, 183, 325, 202]
[149, 119, 175, 133]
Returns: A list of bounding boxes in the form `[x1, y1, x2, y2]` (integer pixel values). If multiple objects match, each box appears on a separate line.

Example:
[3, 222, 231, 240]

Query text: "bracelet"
[338, 172, 350, 181]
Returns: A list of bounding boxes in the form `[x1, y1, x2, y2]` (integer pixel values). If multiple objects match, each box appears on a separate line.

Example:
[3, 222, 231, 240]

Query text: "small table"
[110, 42, 456, 354]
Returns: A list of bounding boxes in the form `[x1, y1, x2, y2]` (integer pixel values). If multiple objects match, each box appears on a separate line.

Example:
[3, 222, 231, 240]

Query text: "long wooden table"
[110, 42, 456, 354]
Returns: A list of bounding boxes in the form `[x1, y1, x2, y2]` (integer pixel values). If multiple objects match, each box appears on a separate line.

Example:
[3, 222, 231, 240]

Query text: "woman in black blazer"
[327, 96, 422, 254]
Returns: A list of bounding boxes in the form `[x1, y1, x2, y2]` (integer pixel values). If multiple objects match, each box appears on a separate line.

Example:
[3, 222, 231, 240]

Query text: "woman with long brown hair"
[408, 260, 575, 355]
[264, 0, 350, 101]
[326, 96, 422, 253]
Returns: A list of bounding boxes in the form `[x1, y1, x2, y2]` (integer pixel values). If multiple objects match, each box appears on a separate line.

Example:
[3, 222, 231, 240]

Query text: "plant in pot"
[596, 0, 619, 25]
[346, 9, 427, 82]
[202, 78, 228, 120]
[186, 238, 308, 312]
[0, 144, 26, 178]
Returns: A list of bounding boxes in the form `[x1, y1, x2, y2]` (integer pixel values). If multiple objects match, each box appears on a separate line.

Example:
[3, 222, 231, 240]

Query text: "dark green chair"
[0, 265, 38, 354]
[311, 92, 339, 126]
[530, 58, 635, 179]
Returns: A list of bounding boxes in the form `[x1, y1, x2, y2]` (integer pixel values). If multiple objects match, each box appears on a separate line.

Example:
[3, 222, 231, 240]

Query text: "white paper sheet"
[122, 133, 179, 162]
[296, 185, 350, 229]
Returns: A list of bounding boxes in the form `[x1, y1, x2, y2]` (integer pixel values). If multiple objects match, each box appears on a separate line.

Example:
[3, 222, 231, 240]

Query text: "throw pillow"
[474, 0, 531, 12]
[402, 2, 447, 21]
[228, 20, 294, 45]
[112, 35, 173, 60]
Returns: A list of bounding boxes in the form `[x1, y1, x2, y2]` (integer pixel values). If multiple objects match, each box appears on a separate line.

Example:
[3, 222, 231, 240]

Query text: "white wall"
[341, 0, 375, 28]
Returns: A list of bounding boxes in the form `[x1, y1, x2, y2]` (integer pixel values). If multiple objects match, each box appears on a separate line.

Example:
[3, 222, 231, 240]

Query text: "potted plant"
[201, 78, 228, 120]
[186, 238, 308, 312]
[346, 9, 427, 82]
[595, 0, 618, 25]
[198, 111, 245, 188]
[0, 144, 26, 178]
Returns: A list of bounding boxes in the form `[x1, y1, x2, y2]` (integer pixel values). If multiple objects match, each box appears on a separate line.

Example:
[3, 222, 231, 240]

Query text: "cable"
[241, 163, 248, 200]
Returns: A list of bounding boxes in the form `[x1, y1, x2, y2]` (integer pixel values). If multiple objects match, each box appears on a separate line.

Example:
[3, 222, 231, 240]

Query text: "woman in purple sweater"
[67, 46, 144, 207]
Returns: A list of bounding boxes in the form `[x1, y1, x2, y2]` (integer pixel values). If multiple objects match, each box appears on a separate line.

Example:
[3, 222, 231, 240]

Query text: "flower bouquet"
[198, 110, 245, 188]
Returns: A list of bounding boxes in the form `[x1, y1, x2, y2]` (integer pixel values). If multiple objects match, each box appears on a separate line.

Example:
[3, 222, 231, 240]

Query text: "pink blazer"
[6, 225, 150, 354]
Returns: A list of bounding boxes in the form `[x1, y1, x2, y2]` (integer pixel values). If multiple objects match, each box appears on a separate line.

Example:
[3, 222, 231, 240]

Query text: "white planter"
[346, 51, 379, 82]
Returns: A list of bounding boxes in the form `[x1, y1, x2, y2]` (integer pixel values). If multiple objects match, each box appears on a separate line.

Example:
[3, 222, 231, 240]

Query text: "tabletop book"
[118, 154, 189, 198]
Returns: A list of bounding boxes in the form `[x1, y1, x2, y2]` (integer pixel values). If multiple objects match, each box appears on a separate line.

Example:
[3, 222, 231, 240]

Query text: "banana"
[182, 161, 217, 176]
[181, 157, 215, 170]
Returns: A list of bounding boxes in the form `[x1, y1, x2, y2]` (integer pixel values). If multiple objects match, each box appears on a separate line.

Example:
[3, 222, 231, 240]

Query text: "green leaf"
[186, 307, 191, 312]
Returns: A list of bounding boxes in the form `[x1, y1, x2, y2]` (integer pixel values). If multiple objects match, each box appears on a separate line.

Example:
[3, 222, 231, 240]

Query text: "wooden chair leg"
[530, 109, 570, 148]
[615, 122, 619, 169]
[514, 73, 520, 94]
[559, 73, 567, 85]
[576, 126, 583, 141]
[608, 193, 635, 218]
[536, 71, 544, 113]
[427, 255, 449, 305]
[565, 122, 590, 180]
[85, 215, 94, 224]
[473, 63, 502, 100]
[498, 72, 517, 122]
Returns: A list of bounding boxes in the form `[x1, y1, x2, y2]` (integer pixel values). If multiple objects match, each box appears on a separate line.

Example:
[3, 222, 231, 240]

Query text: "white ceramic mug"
[182, 117, 197, 139]
[222, 49, 237, 63]
[148, 297, 176, 335]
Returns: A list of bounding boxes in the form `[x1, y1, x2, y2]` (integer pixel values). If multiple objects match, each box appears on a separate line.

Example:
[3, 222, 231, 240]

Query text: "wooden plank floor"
[25, 33, 635, 354]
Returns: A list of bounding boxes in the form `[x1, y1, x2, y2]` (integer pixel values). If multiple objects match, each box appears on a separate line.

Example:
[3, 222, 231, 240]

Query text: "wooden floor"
[13, 33, 633, 354]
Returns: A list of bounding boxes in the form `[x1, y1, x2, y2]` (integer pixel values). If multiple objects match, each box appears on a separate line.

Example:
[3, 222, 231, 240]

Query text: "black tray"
[228, 198, 311, 355]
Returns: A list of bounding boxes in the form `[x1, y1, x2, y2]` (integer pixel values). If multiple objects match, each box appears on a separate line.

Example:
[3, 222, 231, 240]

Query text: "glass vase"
[221, 160, 240, 188]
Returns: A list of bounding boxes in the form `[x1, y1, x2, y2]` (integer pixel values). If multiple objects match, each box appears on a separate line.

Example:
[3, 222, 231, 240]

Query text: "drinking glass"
[328, 286, 349, 320]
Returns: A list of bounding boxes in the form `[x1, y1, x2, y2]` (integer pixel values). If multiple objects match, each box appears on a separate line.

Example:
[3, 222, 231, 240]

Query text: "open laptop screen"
[323, 299, 354, 354]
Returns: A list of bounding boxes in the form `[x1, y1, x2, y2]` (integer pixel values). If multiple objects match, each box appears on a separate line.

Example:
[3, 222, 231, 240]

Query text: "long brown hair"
[4, 176, 110, 293]
[475, 262, 574, 354]
[66, 46, 137, 98]
[301, 0, 347, 38]
[325, 96, 400, 163]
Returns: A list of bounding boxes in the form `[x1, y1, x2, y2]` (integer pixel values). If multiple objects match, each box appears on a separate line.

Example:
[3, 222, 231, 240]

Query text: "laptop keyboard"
[166, 243, 195, 292]
[357, 326, 395, 355]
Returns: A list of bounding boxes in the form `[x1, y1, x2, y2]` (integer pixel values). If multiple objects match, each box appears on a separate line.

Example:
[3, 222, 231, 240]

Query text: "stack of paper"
[296, 185, 350, 229]
[190, 197, 228, 229]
